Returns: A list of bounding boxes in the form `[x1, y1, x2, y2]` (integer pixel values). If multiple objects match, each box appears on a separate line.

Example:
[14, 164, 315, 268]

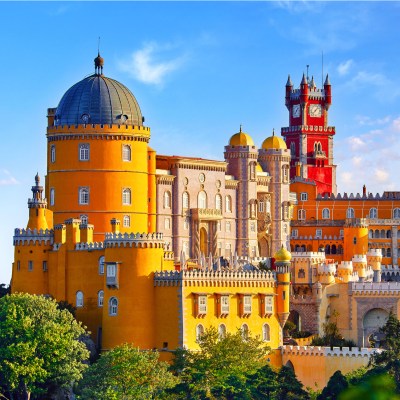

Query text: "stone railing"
[190, 208, 223, 221]
[349, 281, 400, 295]
[13, 228, 54, 245]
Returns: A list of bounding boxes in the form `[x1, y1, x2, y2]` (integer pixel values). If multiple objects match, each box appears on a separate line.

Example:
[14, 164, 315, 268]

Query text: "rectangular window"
[226, 221, 231, 232]
[243, 295, 252, 314]
[79, 144, 90, 161]
[250, 222, 256, 232]
[259, 202, 264, 213]
[300, 192, 308, 201]
[107, 264, 116, 277]
[265, 296, 273, 314]
[42, 261, 48, 272]
[79, 187, 89, 205]
[316, 229, 322, 238]
[28, 261, 33, 272]
[340, 229, 344, 237]
[17, 261, 20, 271]
[122, 145, 131, 162]
[221, 295, 229, 314]
[198, 295, 207, 314]
[50, 145, 56, 163]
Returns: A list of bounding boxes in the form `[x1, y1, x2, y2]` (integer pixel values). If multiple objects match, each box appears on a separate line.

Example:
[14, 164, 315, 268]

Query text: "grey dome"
[54, 74, 143, 126]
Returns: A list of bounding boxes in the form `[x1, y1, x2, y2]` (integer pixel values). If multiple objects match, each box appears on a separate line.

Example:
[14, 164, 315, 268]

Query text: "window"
[262, 324, 271, 342]
[259, 201, 264, 213]
[76, 291, 84, 308]
[322, 208, 330, 219]
[79, 187, 89, 205]
[387, 248, 392, 258]
[50, 188, 55, 206]
[215, 194, 222, 211]
[298, 268, 305, 278]
[225, 196, 232, 212]
[80, 214, 88, 225]
[316, 229, 322, 239]
[50, 145, 56, 163]
[109, 297, 118, 316]
[300, 192, 308, 201]
[198, 295, 207, 314]
[250, 222, 256, 232]
[241, 324, 249, 340]
[394, 208, 400, 219]
[98, 256, 105, 275]
[346, 208, 355, 218]
[42, 261, 47, 272]
[265, 296, 273, 314]
[28, 261, 33, 271]
[226, 221, 231, 232]
[98, 290, 104, 307]
[165, 218, 171, 230]
[79, 144, 90, 161]
[290, 142, 296, 156]
[184, 218, 189, 230]
[292, 229, 298, 238]
[107, 264, 116, 278]
[17, 261, 20, 271]
[353, 237, 357, 245]
[122, 188, 131, 205]
[123, 215, 130, 227]
[243, 295, 252, 314]
[196, 324, 204, 340]
[122, 145, 131, 161]
[369, 208, 378, 218]
[282, 166, 289, 183]
[164, 191, 171, 208]
[218, 324, 226, 339]
[182, 192, 189, 209]
[198, 191, 207, 209]
[221, 295, 229, 314]
[298, 209, 306, 220]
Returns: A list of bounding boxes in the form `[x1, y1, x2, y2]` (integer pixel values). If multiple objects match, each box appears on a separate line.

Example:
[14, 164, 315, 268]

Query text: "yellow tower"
[352, 255, 367, 282]
[343, 219, 368, 262]
[367, 248, 383, 282]
[274, 246, 291, 332]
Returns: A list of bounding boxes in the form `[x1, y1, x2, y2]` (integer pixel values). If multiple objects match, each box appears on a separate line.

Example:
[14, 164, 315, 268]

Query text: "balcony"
[191, 208, 223, 221]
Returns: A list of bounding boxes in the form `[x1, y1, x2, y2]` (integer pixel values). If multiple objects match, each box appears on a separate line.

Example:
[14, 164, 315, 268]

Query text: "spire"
[310, 75, 316, 89]
[239, 124, 242, 133]
[324, 73, 331, 86]
[272, 128, 275, 136]
[286, 74, 293, 87]
[301, 73, 307, 85]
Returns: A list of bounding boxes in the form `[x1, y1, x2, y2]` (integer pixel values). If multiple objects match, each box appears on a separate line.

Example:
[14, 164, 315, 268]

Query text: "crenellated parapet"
[104, 232, 164, 248]
[154, 269, 276, 287]
[282, 345, 381, 358]
[75, 242, 104, 251]
[349, 281, 400, 295]
[318, 263, 336, 276]
[13, 228, 54, 245]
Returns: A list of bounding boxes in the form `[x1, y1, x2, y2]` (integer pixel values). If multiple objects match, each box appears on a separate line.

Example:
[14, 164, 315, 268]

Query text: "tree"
[78, 343, 177, 400]
[369, 310, 400, 391]
[275, 366, 310, 400]
[0, 293, 89, 400]
[317, 370, 348, 400]
[170, 327, 270, 399]
[246, 363, 279, 400]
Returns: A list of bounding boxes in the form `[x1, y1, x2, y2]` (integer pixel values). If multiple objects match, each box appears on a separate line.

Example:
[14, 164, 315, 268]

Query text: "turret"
[317, 262, 336, 285]
[337, 261, 353, 283]
[367, 249, 382, 282]
[352, 255, 367, 282]
[285, 75, 293, 109]
[324, 74, 331, 110]
[343, 219, 368, 262]
[274, 246, 291, 331]
[27, 174, 50, 231]
[300, 73, 309, 104]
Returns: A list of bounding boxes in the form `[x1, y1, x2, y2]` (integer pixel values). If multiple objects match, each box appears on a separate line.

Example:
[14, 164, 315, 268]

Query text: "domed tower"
[258, 130, 291, 255]
[224, 127, 258, 257]
[46, 54, 155, 239]
[274, 246, 291, 333]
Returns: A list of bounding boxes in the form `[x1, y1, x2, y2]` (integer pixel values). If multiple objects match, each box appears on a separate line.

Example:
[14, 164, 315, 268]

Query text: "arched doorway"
[285, 360, 295, 372]
[258, 236, 269, 257]
[200, 227, 208, 255]
[363, 308, 389, 347]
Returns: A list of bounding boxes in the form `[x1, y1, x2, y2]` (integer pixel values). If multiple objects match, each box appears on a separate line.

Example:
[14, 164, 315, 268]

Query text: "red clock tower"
[281, 73, 336, 196]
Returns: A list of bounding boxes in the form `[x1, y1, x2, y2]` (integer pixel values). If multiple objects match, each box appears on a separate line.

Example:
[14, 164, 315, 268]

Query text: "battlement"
[75, 242, 104, 251]
[367, 249, 383, 257]
[318, 263, 336, 275]
[349, 281, 400, 295]
[282, 345, 381, 358]
[104, 232, 164, 248]
[47, 123, 150, 135]
[13, 228, 54, 245]
[281, 125, 335, 134]
[317, 192, 400, 201]
[292, 252, 326, 258]
[154, 269, 276, 287]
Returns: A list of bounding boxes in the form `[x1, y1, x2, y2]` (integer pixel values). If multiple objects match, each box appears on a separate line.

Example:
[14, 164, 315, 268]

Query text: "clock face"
[309, 104, 322, 117]
[293, 104, 300, 118]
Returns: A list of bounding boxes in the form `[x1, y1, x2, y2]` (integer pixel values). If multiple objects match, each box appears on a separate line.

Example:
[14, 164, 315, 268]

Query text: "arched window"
[249, 162, 256, 180]
[282, 165, 289, 183]
[241, 324, 249, 340]
[196, 324, 204, 341]
[325, 244, 331, 254]
[346, 208, 355, 218]
[382, 248, 386, 257]
[98, 256, 105, 275]
[76, 291, 84, 308]
[215, 194, 222, 211]
[380, 229, 386, 239]
[98, 290, 104, 307]
[369, 230, 374, 239]
[50, 145, 56, 163]
[262, 323, 270, 342]
[394, 208, 400, 219]
[122, 145, 131, 161]
[198, 191, 207, 209]
[387, 248, 392, 258]
[79, 187, 89, 205]
[387, 230, 392, 239]
[375, 229, 380, 238]
[338, 245, 343, 255]
[182, 192, 189, 209]
[109, 297, 118, 316]
[50, 188, 55, 206]
[369, 208, 378, 218]
[164, 191, 171, 208]
[122, 188, 131, 205]
[80, 214, 88, 225]
[79, 144, 90, 161]
[322, 208, 330, 219]
[331, 244, 337, 254]
[218, 324, 226, 339]
[298, 209, 306, 220]
[225, 196, 232, 212]
[123, 215, 130, 227]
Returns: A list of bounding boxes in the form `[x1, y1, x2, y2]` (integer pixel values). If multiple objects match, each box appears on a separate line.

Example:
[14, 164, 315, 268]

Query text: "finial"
[94, 38, 104, 75]
[306, 65, 310, 83]
[35, 172, 40, 186]
[272, 128, 275, 136]
[239, 124, 242, 133]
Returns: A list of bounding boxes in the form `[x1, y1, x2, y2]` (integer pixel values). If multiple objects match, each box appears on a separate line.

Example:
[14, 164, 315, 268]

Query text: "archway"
[285, 360, 295, 372]
[258, 236, 269, 257]
[288, 310, 302, 332]
[200, 227, 208, 255]
[363, 308, 389, 347]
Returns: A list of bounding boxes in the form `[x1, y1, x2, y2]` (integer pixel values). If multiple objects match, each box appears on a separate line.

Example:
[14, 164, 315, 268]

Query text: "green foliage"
[275, 366, 310, 400]
[317, 370, 348, 400]
[78, 343, 177, 400]
[0, 284, 10, 298]
[170, 326, 270, 399]
[311, 321, 356, 348]
[0, 293, 89, 400]
[246, 363, 279, 400]
[57, 300, 77, 318]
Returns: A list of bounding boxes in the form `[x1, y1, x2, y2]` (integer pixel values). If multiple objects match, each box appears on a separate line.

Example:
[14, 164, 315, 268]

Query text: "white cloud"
[351, 156, 362, 167]
[374, 168, 389, 183]
[119, 42, 186, 86]
[355, 115, 391, 126]
[391, 117, 400, 132]
[340, 171, 353, 184]
[347, 136, 366, 150]
[337, 59, 353, 76]
[0, 170, 18, 186]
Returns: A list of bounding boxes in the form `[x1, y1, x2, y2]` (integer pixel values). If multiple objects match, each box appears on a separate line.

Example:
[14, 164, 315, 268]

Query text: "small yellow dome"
[256, 163, 263, 173]
[262, 130, 287, 150]
[274, 245, 292, 262]
[229, 126, 254, 146]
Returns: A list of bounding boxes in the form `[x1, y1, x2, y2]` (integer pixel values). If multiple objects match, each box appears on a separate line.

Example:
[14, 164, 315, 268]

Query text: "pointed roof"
[286, 74, 293, 87]
[324, 73, 331, 86]
[301, 73, 307, 85]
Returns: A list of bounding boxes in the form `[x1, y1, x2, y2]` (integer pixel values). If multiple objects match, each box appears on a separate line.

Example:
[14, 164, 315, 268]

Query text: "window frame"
[122, 188, 131, 205]
[79, 187, 89, 205]
[79, 143, 90, 161]
[109, 297, 118, 316]
[122, 144, 131, 162]
[98, 290, 104, 307]
[262, 323, 271, 342]
[76, 291, 84, 308]
[123, 215, 130, 227]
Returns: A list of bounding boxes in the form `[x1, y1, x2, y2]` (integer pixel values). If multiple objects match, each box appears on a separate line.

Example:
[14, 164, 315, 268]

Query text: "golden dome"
[256, 163, 263, 173]
[229, 126, 254, 146]
[262, 129, 287, 150]
[274, 245, 292, 262]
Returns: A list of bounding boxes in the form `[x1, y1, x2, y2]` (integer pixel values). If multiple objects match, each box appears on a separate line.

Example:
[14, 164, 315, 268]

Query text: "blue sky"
[1, 1, 400, 283]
